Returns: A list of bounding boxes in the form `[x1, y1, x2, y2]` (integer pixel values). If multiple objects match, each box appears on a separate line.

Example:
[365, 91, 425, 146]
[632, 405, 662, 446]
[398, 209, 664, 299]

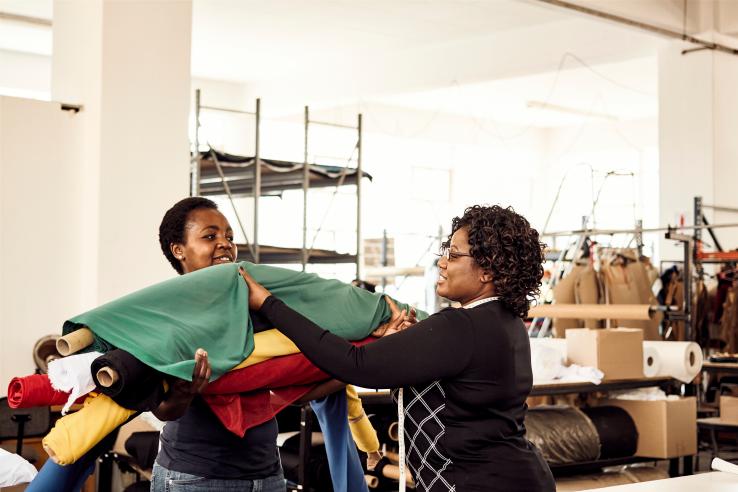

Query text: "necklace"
[463, 296, 500, 309]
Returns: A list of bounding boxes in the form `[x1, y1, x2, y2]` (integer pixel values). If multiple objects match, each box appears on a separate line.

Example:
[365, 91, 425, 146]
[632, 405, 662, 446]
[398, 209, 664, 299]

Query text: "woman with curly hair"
[239, 205, 555, 491]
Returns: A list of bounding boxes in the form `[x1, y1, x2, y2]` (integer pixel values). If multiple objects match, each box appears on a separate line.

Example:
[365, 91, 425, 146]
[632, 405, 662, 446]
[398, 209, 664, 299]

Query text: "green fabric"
[63, 262, 425, 381]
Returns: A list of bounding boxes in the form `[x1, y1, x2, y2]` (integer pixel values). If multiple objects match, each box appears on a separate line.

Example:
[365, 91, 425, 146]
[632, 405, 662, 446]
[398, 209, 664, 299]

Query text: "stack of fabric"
[8, 262, 421, 489]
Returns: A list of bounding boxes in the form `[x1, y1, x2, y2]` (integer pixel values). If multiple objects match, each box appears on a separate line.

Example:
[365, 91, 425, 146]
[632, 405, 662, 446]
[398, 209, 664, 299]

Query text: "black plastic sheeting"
[581, 406, 638, 459]
[526, 406, 600, 465]
[526, 405, 639, 465]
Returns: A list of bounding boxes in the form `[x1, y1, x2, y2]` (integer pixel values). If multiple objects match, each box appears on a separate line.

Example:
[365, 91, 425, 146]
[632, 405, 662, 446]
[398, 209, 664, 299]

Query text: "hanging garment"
[311, 391, 369, 492]
[63, 262, 409, 380]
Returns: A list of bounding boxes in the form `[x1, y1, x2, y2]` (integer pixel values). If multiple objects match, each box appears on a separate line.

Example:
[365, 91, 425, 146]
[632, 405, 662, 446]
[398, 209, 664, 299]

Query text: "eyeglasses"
[436, 247, 473, 261]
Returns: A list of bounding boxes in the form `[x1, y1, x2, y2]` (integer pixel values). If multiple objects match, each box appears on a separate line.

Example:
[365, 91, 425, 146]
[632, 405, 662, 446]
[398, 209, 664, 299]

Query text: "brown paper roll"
[365, 474, 379, 489]
[96, 366, 119, 387]
[382, 463, 414, 486]
[387, 422, 399, 441]
[57, 328, 94, 356]
[384, 450, 400, 464]
[529, 304, 652, 321]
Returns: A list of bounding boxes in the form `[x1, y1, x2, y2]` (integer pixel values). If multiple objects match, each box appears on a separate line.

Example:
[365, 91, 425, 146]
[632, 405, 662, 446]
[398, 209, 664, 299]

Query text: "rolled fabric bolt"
[388, 422, 399, 441]
[96, 367, 119, 387]
[365, 474, 379, 489]
[528, 304, 653, 321]
[57, 328, 94, 356]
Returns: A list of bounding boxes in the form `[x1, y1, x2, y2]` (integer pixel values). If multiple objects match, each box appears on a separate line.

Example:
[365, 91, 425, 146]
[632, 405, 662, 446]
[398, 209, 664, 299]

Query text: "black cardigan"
[260, 296, 555, 491]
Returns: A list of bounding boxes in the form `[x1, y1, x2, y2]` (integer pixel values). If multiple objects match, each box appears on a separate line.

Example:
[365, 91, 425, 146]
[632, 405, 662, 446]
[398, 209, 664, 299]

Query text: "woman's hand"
[153, 348, 211, 421]
[239, 266, 272, 310]
[371, 296, 417, 337]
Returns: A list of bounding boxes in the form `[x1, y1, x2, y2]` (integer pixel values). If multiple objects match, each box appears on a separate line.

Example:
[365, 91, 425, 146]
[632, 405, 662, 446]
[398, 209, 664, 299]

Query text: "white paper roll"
[712, 457, 738, 475]
[643, 341, 703, 383]
[529, 338, 567, 383]
[642, 344, 661, 378]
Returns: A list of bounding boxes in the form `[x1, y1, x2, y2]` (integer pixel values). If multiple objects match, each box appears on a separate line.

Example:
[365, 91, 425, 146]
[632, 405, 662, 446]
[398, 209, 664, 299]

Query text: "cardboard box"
[600, 397, 697, 458]
[720, 395, 738, 423]
[566, 328, 644, 380]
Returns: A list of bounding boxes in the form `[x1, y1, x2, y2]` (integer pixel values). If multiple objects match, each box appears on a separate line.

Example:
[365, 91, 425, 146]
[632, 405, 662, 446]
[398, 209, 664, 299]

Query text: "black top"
[261, 296, 555, 491]
[156, 396, 281, 479]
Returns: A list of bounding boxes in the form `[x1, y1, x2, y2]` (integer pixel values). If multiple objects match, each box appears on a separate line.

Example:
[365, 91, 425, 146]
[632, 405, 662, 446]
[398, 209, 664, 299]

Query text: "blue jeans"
[150, 463, 286, 492]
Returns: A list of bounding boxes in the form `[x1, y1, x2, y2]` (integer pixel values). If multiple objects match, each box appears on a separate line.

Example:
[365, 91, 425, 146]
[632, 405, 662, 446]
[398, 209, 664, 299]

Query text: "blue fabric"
[151, 463, 286, 491]
[26, 428, 119, 492]
[311, 392, 369, 492]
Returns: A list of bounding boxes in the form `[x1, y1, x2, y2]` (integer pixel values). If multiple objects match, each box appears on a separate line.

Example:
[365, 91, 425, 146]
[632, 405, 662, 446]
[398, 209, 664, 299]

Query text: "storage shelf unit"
[191, 90, 368, 276]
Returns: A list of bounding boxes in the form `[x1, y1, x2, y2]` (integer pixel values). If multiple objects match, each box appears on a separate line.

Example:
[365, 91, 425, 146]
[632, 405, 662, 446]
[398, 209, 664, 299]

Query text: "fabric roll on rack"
[526, 405, 639, 465]
[525, 406, 600, 465]
[580, 406, 638, 459]
[90, 349, 166, 412]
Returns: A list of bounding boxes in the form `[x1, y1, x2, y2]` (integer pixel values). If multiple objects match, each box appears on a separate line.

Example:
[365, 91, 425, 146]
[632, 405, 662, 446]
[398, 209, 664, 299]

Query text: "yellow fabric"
[43, 393, 135, 465]
[231, 329, 299, 370]
[346, 385, 379, 453]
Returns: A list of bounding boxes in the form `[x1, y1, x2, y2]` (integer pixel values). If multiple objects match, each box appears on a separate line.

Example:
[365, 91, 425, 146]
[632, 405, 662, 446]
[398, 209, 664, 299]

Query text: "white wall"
[0, 49, 50, 99]
[0, 97, 85, 396]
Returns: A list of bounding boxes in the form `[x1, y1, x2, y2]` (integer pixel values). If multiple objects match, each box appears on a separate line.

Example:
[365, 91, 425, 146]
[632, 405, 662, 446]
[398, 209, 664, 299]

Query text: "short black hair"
[443, 205, 545, 318]
[159, 197, 218, 274]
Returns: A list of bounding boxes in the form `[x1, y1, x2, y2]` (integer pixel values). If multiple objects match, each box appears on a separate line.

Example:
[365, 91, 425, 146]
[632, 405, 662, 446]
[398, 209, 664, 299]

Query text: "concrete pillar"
[52, 0, 192, 303]
[658, 33, 738, 261]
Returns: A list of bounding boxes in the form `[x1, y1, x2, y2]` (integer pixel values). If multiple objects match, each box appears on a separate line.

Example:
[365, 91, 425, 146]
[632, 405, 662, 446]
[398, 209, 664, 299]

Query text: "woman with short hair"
[240, 205, 556, 492]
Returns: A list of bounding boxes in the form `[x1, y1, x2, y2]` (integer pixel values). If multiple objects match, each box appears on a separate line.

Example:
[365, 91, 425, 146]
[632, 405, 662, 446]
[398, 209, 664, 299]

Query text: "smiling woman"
[153, 196, 286, 492]
[158, 197, 237, 274]
[239, 204, 556, 492]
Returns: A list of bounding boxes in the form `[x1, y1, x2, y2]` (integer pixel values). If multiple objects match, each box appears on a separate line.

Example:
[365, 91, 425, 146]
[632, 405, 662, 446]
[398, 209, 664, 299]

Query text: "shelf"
[355, 377, 674, 402]
[235, 244, 356, 264]
[198, 149, 372, 198]
[703, 362, 738, 375]
[530, 377, 673, 396]
[550, 456, 656, 476]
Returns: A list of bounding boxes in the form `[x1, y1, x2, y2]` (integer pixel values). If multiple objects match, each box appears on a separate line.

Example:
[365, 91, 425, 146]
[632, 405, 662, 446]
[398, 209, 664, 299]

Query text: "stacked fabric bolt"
[7, 374, 82, 409]
[22, 262, 423, 468]
[525, 405, 638, 465]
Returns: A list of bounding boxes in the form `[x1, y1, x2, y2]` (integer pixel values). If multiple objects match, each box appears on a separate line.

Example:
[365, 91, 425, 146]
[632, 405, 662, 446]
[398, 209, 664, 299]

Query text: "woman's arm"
[259, 295, 472, 389]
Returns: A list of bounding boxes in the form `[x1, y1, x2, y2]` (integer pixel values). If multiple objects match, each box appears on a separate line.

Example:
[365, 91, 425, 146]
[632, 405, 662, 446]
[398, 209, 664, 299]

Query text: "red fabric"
[203, 337, 374, 436]
[8, 374, 73, 408]
[203, 353, 330, 436]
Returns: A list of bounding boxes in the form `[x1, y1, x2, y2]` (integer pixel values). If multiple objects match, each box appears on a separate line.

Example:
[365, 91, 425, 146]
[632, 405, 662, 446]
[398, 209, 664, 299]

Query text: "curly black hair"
[443, 205, 545, 318]
[159, 197, 219, 275]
